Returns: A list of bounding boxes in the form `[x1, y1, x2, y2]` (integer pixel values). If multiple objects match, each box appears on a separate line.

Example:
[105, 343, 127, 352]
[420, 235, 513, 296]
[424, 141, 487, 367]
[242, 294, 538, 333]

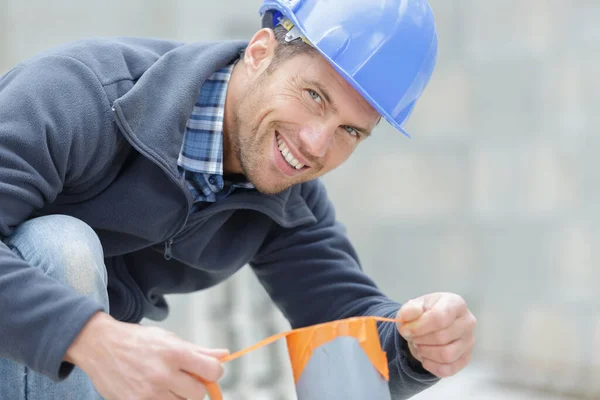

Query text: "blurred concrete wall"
[1, 0, 599, 399]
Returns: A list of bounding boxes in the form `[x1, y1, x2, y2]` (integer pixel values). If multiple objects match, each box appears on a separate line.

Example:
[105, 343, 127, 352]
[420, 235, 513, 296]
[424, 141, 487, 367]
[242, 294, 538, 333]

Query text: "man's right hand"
[65, 312, 228, 400]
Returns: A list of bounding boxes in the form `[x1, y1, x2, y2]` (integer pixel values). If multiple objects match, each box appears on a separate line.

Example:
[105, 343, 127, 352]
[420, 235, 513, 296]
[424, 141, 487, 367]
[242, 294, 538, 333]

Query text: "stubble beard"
[232, 112, 298, 195]
[230, 73, 311, 195]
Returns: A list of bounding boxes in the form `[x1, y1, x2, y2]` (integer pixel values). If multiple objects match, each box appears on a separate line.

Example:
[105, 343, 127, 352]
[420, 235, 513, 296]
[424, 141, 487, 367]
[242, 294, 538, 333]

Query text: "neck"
[222, 61, 244, 176]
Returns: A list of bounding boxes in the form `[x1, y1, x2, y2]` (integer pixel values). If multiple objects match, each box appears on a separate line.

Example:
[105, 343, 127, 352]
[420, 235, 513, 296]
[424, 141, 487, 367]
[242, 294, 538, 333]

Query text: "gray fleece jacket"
[0, 37, 438, 398]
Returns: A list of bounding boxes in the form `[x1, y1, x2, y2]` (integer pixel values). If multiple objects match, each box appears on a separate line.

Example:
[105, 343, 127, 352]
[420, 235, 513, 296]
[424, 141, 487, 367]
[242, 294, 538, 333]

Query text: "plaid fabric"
[178, 62, 254, 207]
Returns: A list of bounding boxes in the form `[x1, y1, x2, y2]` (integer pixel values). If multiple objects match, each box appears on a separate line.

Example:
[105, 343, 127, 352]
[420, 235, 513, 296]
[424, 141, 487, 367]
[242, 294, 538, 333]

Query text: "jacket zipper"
[164, 238, 173, 260]
[111, 105, 191, 260]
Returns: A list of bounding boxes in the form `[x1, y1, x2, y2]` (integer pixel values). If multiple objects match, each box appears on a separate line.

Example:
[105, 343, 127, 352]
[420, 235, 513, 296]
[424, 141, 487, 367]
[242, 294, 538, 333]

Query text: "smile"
[276, 132, 306, 170]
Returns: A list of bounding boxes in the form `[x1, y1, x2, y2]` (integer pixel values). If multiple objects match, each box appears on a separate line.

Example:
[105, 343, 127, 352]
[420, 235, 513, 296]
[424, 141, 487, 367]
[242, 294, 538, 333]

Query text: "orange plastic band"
[194, 316, 402, 400]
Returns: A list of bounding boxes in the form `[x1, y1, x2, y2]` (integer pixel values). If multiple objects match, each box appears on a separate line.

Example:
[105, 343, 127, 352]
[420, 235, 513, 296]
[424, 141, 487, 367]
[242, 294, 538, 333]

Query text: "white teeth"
[276, 133, 305, 170]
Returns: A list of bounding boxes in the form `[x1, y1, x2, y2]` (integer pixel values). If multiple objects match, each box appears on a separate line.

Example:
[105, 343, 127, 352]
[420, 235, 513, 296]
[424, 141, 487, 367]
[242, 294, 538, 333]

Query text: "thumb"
[196, 347, 230, 360]
[398, 298, 425, 323]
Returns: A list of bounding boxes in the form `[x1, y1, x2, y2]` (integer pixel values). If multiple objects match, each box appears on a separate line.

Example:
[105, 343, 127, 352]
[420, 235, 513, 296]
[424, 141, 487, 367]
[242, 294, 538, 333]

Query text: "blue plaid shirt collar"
[178, 62, 254, 205]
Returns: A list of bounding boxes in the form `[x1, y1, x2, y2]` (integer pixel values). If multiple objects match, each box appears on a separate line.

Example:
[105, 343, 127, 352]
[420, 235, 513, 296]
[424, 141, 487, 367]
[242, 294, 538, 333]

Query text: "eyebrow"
[304, 79, 373, 137]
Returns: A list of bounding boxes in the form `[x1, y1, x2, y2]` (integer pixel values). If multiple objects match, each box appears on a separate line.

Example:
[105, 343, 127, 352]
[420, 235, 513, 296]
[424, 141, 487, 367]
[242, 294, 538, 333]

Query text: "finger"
[400, 295, 466, 338]
[167, 392, 186, 400]
[398, 299, 425, 323]
[416, 336, 473, 365]
[179, 350, 224, 382]
[422, 293, 444, 312]
[421, 349, 472, 378]
[170, 371, 208, 400]
[411, 314, 475, 346]
[397, 293, 445, 335]
[407, 341, 422, 362]
[195, 347, 230, 359]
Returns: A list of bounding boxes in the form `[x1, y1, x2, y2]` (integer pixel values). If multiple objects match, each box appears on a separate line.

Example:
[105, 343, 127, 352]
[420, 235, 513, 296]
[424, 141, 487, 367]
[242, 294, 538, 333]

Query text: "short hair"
[266, 24, 318, 73]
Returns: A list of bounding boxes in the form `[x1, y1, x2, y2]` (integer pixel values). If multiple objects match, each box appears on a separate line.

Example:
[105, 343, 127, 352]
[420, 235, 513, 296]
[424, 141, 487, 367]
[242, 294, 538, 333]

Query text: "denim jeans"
[0, 215, 108, 400]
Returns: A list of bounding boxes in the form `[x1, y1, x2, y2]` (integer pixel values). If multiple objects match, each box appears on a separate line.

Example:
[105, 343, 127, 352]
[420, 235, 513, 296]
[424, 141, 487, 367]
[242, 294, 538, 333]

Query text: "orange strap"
[193, 316, 402, 400]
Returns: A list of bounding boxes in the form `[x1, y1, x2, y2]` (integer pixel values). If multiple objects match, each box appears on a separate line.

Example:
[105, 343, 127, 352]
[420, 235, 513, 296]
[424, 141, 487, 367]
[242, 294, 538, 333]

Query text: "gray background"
[1, 1, 599, 399]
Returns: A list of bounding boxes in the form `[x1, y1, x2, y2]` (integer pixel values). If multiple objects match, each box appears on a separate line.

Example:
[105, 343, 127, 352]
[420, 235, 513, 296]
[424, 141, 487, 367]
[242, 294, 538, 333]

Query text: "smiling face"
[223, 28, 380, 195]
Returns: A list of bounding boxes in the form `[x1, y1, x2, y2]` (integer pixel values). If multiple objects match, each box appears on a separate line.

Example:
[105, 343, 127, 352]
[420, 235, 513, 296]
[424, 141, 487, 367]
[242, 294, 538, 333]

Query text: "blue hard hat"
[259, 0, 438, 137]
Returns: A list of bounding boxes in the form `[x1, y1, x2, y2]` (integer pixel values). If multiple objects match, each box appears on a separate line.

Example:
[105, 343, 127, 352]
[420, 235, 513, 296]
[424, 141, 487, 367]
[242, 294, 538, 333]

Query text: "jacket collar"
[112, 40, 246, 179]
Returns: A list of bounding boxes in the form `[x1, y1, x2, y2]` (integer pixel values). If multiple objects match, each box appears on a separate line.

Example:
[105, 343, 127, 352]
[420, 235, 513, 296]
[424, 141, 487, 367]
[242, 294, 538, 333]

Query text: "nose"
[298, 122, 335, 159]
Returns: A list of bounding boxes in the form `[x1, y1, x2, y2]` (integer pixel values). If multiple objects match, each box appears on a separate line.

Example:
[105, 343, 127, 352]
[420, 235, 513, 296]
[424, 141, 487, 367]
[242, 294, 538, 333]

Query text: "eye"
[342, 125, 359, 138]
[307, 89, 323, 104]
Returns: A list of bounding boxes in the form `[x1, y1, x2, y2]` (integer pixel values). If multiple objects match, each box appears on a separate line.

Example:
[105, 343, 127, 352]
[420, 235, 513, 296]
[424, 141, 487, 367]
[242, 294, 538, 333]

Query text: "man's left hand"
[396, 292, 476, 378]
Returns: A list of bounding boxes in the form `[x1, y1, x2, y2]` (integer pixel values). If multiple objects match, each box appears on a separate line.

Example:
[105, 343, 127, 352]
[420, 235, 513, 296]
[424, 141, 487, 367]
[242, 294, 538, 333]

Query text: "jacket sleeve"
[0, 56, 112, 380]
[250, 180, 439, 398]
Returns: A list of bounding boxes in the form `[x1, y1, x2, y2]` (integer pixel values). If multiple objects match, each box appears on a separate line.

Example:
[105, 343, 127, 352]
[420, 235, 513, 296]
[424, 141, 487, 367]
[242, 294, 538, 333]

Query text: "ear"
[243, 28, 277, 78]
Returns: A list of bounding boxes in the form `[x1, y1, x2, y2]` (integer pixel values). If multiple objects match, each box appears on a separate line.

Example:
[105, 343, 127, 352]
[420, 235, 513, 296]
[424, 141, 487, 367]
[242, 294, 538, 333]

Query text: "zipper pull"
[164, 238, 173, 260]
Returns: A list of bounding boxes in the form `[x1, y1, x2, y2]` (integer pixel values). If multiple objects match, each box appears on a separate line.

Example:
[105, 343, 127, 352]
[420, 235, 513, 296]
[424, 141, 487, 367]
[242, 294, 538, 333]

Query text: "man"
[0, 0, 476, 399]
